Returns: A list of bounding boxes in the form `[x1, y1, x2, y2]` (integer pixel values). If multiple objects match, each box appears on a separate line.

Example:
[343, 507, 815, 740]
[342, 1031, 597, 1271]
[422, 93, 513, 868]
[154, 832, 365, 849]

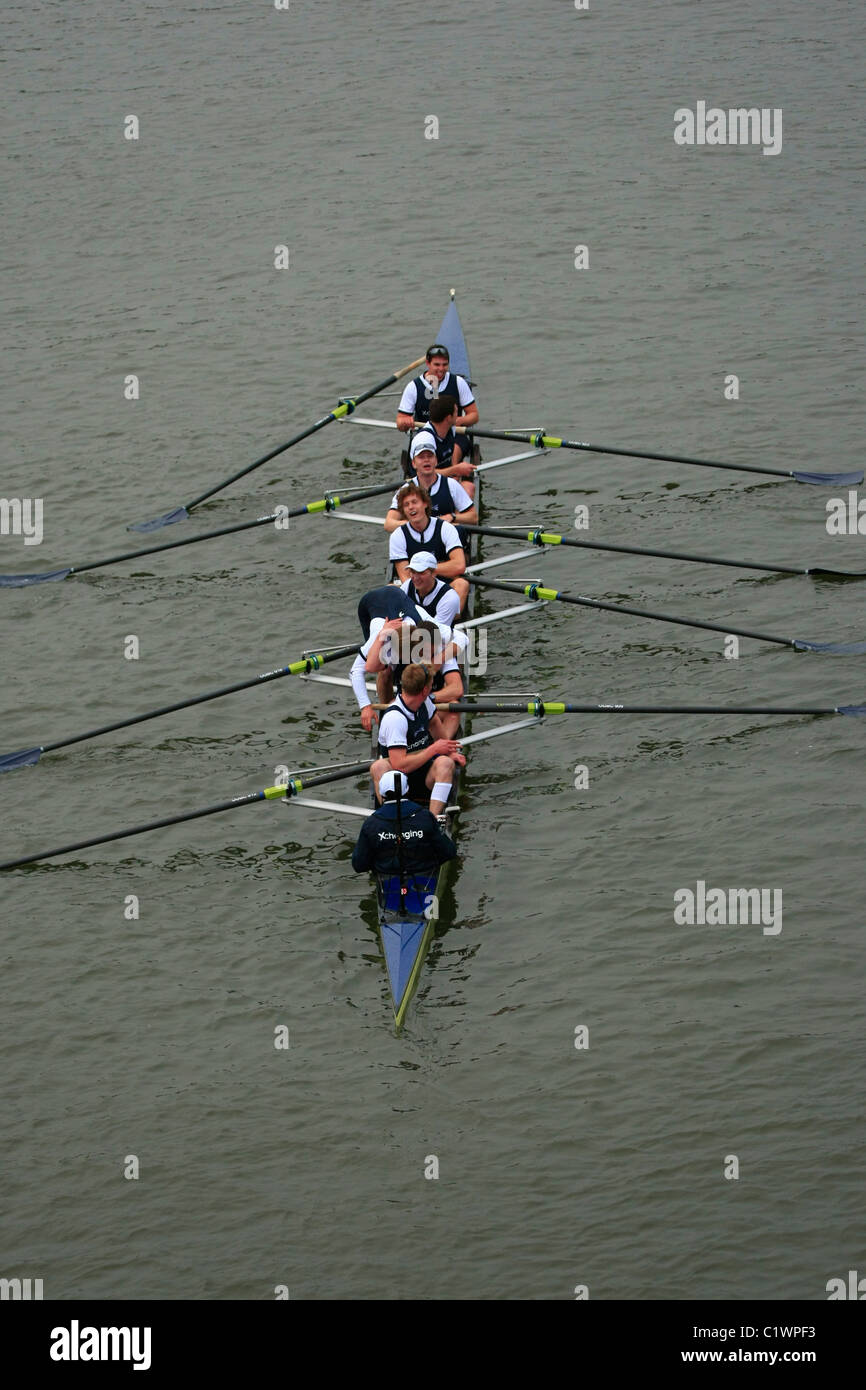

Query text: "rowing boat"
[373, 293, 479, 1028]
[292, 294, 547, 1028]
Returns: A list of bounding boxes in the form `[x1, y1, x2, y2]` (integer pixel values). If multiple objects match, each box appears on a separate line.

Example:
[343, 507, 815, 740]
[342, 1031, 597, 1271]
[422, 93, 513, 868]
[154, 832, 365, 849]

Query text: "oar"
[466, 575, 866, 654]
[0, 760, 373, 871]
[129, 356, 425, 531]
[0, 644, 360, 774]
[439, 699, 866, 718]
[0, 480, 400, 588]
[458, 524, 866, 580]
[457, 427, 862, 487]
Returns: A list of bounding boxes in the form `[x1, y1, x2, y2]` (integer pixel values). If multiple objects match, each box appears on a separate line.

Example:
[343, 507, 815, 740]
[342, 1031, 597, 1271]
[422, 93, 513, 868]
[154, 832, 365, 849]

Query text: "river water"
[1, 0, 863, 1301]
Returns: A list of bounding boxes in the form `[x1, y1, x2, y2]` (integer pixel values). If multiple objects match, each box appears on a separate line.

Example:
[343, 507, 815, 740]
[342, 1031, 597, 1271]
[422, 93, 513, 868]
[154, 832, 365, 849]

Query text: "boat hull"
[377, 869, 442, 1029]
[373, 295, 477, 1028]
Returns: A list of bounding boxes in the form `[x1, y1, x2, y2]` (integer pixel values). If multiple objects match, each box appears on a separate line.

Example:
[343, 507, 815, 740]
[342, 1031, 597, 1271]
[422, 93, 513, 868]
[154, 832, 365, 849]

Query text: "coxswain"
[370, 662, 466, 821]
[389, 484, 468, 610]
[351, 769, 456, 878]
[365, 615, 466, 738]
[383, 433, 476, 534]
[396, 341, 479, 432]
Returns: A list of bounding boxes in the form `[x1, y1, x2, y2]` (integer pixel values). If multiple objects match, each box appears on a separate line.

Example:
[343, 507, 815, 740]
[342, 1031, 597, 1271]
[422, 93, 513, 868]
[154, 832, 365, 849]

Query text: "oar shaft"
[0, 795, 269, 870]
[457, 524, 806, 577]
[38, 646, 360, 757]
[0, 760, 372, 871]
[466, 575, 797, 649]
[186, 418, 332, 512]
[466, 427, 793, 479]
[184, 357, 424, 511]
[74, 511, 279, 575]
[440, 701, 844, 716]
[45, 481, 400, 581]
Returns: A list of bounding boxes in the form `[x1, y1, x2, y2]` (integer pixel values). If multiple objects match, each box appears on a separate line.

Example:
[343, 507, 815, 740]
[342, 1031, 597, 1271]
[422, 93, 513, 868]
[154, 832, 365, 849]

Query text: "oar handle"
[394, 357, 426, 379]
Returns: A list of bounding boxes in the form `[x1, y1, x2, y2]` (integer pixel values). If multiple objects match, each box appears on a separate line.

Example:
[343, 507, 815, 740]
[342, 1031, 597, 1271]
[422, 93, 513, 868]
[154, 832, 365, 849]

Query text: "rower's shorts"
[407, 762, 438, 806]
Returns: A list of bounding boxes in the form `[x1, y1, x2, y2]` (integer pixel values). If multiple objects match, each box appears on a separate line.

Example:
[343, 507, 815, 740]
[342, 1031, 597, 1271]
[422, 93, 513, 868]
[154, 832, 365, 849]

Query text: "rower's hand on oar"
[360, 705, 379, 732]
[451, 461, 476, 479]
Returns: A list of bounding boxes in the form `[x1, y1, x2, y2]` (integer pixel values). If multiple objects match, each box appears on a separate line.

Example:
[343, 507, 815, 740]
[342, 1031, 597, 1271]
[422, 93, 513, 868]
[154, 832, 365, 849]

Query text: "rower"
[351, 769, 456, 878]
[357, 583, 424, 641]
[370, 661, 466, 822]
[383, 433, 476, 534]
[423, 396, 477, 499]
[396, 341, 479, 432]
[399, 550, 461, 631]
[350, 606, 418, 734]
[389, 483, 469, 610]
[365, 615, 466, 738]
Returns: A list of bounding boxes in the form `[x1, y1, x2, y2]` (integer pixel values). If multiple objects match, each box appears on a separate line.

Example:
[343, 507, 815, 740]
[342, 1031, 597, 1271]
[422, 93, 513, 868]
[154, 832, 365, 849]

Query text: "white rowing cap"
[380, 770, 409, 798]
[410, 432, 438, 460]
[406, 550, 438, 572]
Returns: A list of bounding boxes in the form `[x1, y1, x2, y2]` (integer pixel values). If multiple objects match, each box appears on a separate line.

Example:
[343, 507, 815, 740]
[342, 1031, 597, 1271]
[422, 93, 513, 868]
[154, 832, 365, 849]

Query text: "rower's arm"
[393, 559, 411, 583]
[364, 630, 391, 673]
[349, 654, 373, 711]
[437, 458, 475, 481]
[453, 502, 478, 526]
[383, 507, 403, 533]
[434, 639, 461, 666]
[436, 546, 466, 580]
[396, 411, 416, 433]
[432, 670, 464, 704]
[388, 746, 436, 775]
[456, 402, 479, 429]
[428, 710, 459, 742]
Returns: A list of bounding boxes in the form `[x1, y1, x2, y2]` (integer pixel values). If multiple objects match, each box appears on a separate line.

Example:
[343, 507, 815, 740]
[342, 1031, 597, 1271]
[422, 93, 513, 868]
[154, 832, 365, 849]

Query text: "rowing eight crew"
[352, 338, 480, 861]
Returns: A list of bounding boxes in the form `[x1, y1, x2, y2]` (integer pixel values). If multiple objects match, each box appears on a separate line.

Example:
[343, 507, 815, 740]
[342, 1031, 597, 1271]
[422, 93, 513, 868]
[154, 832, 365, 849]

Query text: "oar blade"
[0, 568, 72, 588]
[793, 469, 864, 487]
[810, 566, 866, 579]
[127, 506, 191, 533]
[0, 746, 43, 772]
[837, 704, 866, 716]
[793, 638, 866, 655]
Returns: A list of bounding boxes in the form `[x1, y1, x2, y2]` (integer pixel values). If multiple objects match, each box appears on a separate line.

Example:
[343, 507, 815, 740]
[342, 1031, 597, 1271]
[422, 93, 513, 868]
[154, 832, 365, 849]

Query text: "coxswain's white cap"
[410, 432, 438, 460]
[380, 770, 410, 798]
[407, 550, 438, 572]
